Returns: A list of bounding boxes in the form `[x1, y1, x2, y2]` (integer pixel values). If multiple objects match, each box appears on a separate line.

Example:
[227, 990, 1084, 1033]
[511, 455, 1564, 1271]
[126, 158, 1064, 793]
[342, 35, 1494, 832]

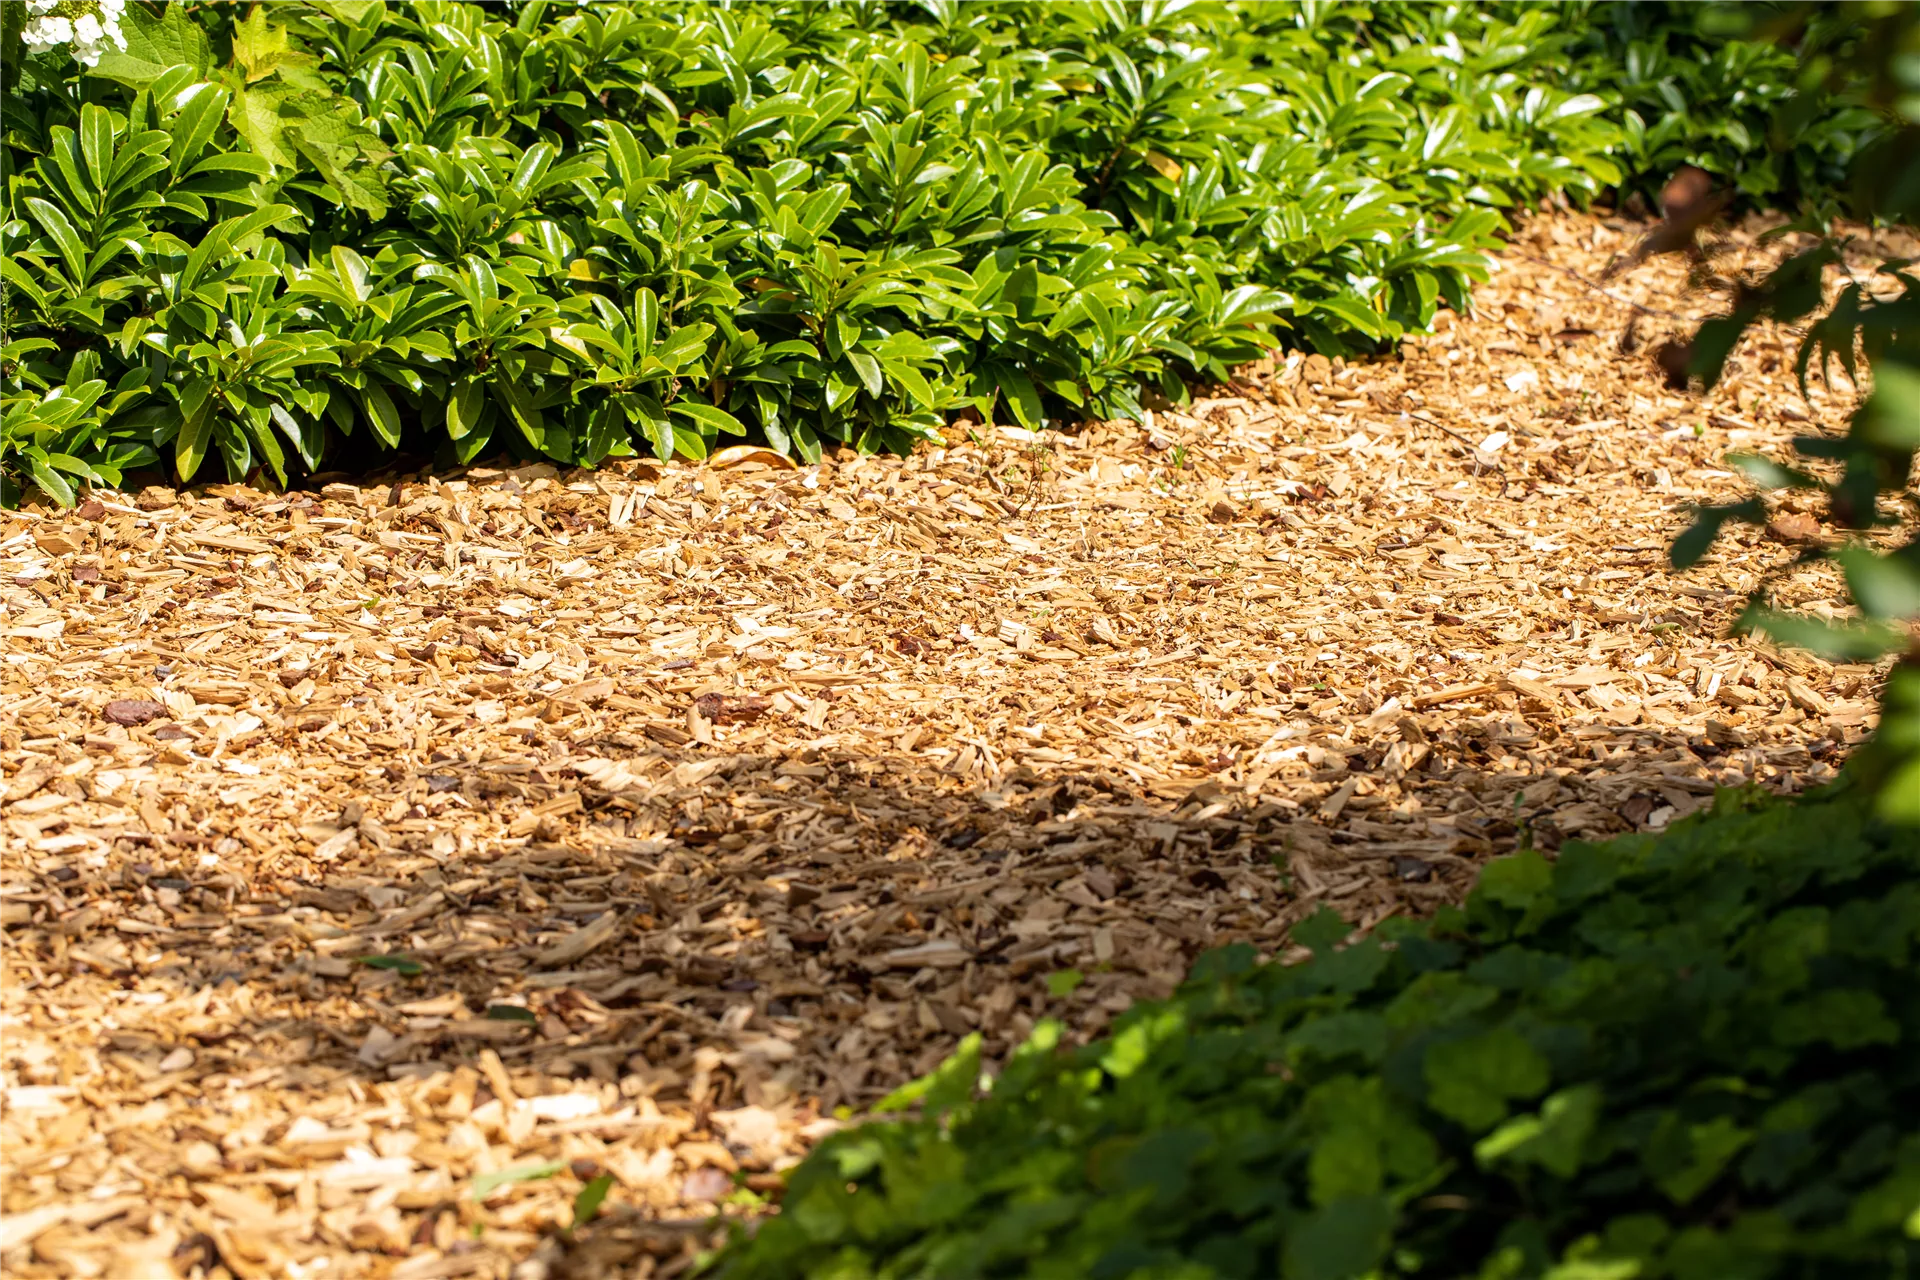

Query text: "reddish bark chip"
[102, 699, 166, 726]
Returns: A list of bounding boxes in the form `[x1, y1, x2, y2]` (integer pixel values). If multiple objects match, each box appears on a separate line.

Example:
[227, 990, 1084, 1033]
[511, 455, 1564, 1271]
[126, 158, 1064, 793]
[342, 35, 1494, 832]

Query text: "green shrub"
[1553, 0, 1890, 211]
[0, 2, 1897, 505]
[5, 0, 1631, 500]
[1374, 1, 1881, 208]
[718, 782, 1920, 1280]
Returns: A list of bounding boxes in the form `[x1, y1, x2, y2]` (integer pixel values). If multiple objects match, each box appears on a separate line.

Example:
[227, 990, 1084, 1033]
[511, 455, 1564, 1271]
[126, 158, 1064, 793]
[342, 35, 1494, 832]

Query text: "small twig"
[1506, 248, 1708, 323]
[1406, 410, 1479, 453]
[1405, 410, 1508, 496]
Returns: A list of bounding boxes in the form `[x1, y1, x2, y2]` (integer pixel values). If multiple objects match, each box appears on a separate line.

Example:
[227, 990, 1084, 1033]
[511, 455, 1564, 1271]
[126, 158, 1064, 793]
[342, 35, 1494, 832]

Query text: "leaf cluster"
[719, 782, 1920, 1280]
[1551, 0, 1891, 213]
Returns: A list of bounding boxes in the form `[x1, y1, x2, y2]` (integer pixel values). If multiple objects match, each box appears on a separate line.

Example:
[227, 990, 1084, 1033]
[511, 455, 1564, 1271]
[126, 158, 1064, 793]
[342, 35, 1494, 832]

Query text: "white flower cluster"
[19, 0, 129, 68]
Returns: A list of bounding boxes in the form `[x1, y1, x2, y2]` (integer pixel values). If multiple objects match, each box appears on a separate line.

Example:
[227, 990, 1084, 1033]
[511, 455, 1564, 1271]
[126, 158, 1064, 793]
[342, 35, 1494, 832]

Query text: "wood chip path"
[0, 211, 1902, 1279]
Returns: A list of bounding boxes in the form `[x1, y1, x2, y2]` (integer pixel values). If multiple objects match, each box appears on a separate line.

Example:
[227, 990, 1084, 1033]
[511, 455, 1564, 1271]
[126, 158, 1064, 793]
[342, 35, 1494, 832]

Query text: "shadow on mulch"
[18, 745, 1625, 1275]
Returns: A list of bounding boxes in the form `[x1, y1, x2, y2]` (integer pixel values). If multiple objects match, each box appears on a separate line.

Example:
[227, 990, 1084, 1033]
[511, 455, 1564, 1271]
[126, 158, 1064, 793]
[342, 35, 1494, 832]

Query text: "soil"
[0, 210, 1904, 1279]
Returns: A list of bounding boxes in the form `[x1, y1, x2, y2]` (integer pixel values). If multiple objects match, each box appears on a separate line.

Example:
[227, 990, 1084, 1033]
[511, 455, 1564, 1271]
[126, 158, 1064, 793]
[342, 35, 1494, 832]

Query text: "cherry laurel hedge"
[719, 782, 1920, 1280]
[1, 0, 1630, 501]
[3, 0, 1875, 505]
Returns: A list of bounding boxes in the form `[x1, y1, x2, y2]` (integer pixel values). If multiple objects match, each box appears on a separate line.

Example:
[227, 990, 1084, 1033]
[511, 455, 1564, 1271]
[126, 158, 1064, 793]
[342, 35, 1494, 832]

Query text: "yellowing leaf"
[549, 327, 592, 362]
[1143, 151, 1184, 182]
[232, 5, 295, 84]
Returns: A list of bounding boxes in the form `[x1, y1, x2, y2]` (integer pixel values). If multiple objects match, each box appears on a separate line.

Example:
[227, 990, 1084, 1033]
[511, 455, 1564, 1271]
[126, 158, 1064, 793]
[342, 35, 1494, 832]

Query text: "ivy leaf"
[1644, 1115, 1752, 1204]
[873, 1033, 982, 1120]
[1425, 1026, 1551, 1132]
[1474, 1084, 1604, 1177]
[1474, 851, 1553, 912]
[1292, 907, 1353, 956]
[1283, 1196, 1394, 1280]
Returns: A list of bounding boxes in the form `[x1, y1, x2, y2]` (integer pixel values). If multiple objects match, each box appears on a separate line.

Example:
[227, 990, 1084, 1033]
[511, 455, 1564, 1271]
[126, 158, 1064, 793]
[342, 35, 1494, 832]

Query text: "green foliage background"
[7, 7, 1917, 1273]
[1661, 0, 1920, 826]
[0, 0, 1708, 500]
[3, 2, 1903, 505]
[1555, 0, 1890, 213]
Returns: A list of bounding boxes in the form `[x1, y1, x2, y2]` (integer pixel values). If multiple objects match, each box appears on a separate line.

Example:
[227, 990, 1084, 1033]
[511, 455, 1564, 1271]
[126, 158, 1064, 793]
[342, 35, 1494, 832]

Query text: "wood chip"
[533, 910, 625, 968]
[1413, 682, 1500, 708]
[101, 699, 165, 726]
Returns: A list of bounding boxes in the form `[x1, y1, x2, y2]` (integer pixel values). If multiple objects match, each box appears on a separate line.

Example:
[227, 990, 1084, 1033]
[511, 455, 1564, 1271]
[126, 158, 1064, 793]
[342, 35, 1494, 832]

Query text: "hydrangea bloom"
[19, 0, 129, 68]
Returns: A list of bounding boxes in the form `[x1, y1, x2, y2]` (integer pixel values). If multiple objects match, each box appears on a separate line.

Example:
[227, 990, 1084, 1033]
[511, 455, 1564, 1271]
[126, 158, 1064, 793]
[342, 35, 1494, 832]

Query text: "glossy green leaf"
[669, 401, 746, 438]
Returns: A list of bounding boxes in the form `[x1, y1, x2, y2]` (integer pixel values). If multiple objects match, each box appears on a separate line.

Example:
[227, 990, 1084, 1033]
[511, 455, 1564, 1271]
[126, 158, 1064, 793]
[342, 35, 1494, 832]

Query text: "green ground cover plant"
[0, 0, 1654, 501]
[717, 782, 1920, 1280]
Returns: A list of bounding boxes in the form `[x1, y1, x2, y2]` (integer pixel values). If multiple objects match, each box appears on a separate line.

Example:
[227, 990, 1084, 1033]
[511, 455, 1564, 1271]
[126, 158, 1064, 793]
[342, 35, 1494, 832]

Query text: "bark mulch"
[0, 211, 1903, 1278]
